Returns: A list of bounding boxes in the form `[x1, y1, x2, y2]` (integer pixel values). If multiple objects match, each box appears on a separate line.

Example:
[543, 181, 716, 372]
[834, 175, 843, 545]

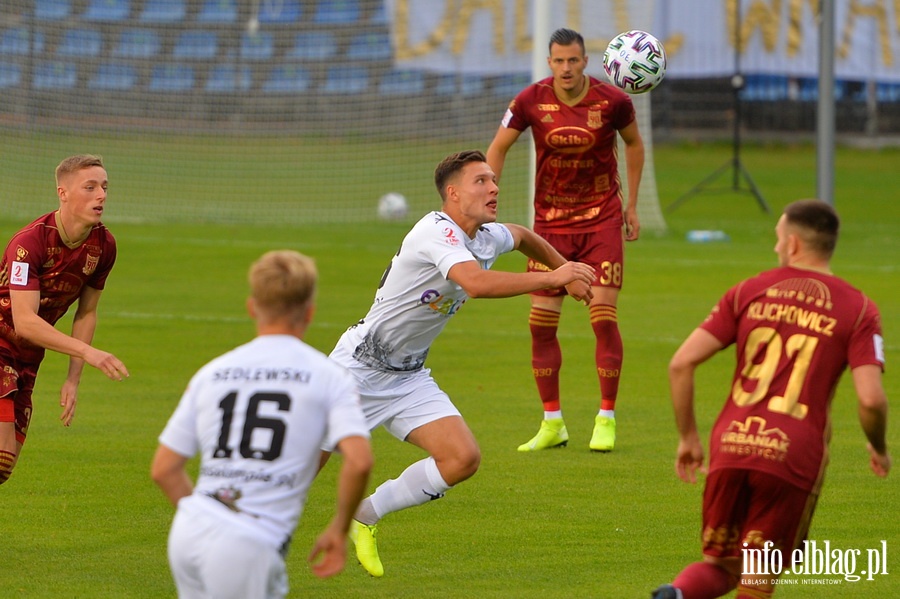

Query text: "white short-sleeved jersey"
[159, 334, 368, 551]
[331, 211, 515, 372]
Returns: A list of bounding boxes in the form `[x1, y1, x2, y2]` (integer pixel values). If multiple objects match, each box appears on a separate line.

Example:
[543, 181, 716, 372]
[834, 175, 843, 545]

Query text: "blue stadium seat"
[197, 0, 237, 23]
[346, 31, 391, 61]
[369, 0, 389, 24]
[321, 65, 369, 94]
[876, 82, 900, 102]
[83, 0, 131, 22]
[258, 0, 302, 24]
[492, 73, 531, 97]
[435, 73, 485, 96]
[287, 31, 338, 61]
[113, 29, 161, 58]
[0, 62, 23, 88]
[33, 60, 78, 89]
[149, 64, 195, 91]
[378, 69, 424, 96]
[740, 74, 789, 101]
[139, 0, 186, 23]
[173, 31, 218, 60]
[205, 64, 252, 92]
[314, 0, 360, 24]
[0, 28, 45, 56]
[56, 28, 103, 58]
[262, 65, 311, 93]
[89, 62, 138, 90]
[240, 32, 274, 61]
[35, 0, 72, 20]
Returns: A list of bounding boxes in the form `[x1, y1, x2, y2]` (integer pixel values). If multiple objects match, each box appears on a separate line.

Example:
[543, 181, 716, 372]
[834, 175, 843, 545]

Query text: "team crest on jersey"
[15, 246, 28, 261]
[587, 104, 603, 129]
[83, 252, 99, 276]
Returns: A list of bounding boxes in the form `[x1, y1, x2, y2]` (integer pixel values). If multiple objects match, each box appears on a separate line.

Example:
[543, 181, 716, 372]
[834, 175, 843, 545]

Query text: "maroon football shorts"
[0, 359, 36, 445]
[700, 468, 816, 560]
[527, 228, 625, 297]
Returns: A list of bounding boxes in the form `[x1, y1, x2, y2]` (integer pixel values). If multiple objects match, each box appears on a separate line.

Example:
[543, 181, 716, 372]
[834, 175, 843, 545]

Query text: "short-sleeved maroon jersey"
[501, 75, 636, 234]
[0, 211, 117, 364]
[700, 266, 884, 492]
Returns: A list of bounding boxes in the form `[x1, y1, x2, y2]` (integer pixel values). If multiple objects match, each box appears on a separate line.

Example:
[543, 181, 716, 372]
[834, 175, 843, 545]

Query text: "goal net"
[0, 0, 665, 232]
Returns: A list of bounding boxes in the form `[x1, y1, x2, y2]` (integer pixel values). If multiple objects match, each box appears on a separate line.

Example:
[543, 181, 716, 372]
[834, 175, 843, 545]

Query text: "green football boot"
[517, 418, 569, 452]
[589, 415, 616, 452]
[349, 519, 384, 577]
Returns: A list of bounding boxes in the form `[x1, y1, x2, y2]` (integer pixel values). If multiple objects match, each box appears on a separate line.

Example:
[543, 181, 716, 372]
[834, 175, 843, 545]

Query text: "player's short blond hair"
[248, 250, 317, 319]
[55, 154, 104, 185]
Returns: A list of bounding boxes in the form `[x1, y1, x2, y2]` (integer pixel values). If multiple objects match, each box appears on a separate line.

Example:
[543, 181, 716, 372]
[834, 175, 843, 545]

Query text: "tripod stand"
[666, 3, 770, 214]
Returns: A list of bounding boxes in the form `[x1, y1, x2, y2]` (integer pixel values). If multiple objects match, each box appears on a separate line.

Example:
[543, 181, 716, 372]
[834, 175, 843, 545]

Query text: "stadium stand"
[435, 73, 486, 97]
[173, 31, 219, 60]
[196, 0, 236, 24]
[240, 32, 275, 61]
[261, 64, 311, 93]
[35, 0, 71, 20]
[139, 0, 187, 23]
[321, 65, 369, 94]
[89, 61, 138, 90]
[346, 31, 392, 61]
[0, 61, 22, 88]
[205, 63, 251, 92]
[286, 31, 338, 61]
[258, 0, 303, 25]
[83, 0, 131, 22]
[112, 28, 161, 58]
[313, 0, 361, 24]
[149, 63, 195, 92]
[1, 27, 44, 55]
[33, 60, 78, 89]
[378, 69, 424, 95]
[56, 28, 104, 58]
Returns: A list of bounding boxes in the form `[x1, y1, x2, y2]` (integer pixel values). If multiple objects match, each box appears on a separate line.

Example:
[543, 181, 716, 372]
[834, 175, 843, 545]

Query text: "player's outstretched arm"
[852, 364, 891, 477]
[9, 288, 128, 382]
[309, 435, 373, 578]
[505, 223, 594, 302]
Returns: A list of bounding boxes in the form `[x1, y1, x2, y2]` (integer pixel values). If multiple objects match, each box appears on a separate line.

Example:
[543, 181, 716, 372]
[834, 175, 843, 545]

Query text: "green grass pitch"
[0, 140, 897, 598]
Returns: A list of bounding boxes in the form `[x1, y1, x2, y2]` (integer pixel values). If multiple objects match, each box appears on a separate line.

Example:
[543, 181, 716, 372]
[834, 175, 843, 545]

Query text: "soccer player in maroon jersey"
[0, 154, 129, 485]
[653, 200, 890, 599]
[486, 27, 645, 452]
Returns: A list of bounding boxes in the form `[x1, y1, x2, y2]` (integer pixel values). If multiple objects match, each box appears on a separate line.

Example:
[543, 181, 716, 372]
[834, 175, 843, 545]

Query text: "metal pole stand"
[666, 74, 770, 214]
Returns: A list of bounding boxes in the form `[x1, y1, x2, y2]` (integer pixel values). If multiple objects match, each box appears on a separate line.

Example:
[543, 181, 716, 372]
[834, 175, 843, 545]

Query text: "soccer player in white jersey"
[151, 250, 372, 599]
[327, 149, 596, 577]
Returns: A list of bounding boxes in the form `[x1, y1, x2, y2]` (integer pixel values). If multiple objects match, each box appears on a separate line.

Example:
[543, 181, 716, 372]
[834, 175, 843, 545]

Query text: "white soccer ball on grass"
[377, 192, 409, 221]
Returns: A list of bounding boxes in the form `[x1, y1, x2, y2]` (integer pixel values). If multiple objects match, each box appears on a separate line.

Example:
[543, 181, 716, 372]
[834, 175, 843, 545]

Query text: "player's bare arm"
[619, 119, 645, 241]
[308, 435, 372, 578]
[150, 445, 193, 506]
[669, 328, 725, 483]
[9, 288, 128, 382]
[851, 364, 891, 477]
[485, 126, 522, 182]
[506, 222, 594, 303]
[447, 259, 594, 300]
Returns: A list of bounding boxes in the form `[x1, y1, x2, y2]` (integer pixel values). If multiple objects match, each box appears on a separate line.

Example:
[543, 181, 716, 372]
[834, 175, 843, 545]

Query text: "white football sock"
[363, 457, 451, 524]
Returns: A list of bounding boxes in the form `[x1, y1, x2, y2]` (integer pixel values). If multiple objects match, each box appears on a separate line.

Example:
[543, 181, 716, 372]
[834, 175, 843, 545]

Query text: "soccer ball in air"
[603, 30, 667, 94]
[377, 192, 408, 221]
